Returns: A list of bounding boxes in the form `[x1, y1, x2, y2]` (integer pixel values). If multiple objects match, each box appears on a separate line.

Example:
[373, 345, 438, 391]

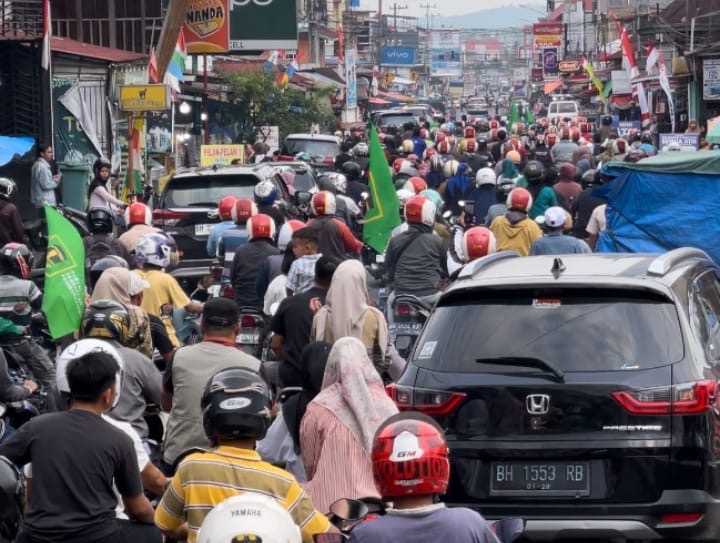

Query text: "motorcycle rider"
[489, 187, 543, 256]
[484, 178, 515, 226]
[254, 180, 285, 229]
[553, 163, 581, 211]
[206, 195, 237, 258]
[470, 167, 498, 226]
[444, 162, 473, 216]
[571, 169, 604, 240]
[0, 243, 56, 411]
[217, 198, 257, 284]
[0, 323, 37, 406]
[352, 142, 370, 175]
[448, 225, 497, 278]
[119, 202, 161, 255]
[332, 173, 362, 227]
[230, 214, 281, 312]
[155, 368, 330, 543]
[0, 179, 26, 246]
[425, 154, 444, 190]
[530, 134, 554, 169]
[347, 412, 500, 543]
[524, 161, 558, 220]
[84, 207, 135, 270]
[385, 195, 448, 313]
[304, 191, 362, 261]
[550, 128, 578, 164]
[340, 161, 368, 205]
[530, 206, 591, 256]
[80, 300, 162, 439]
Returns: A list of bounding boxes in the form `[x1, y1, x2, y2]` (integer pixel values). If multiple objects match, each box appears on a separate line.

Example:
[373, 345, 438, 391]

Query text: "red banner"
[183, 0, 229, 54]
[533, 22, 563, 50]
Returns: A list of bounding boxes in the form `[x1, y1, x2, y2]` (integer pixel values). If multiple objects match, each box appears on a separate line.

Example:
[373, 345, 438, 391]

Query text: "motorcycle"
[389, 294, 432, 359]
[237, 307, 265, 357]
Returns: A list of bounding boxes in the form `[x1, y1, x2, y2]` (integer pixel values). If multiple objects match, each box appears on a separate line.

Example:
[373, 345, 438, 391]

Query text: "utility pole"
[377, 0, 383, 72]
[156, 0, 193, 80]
[420, 3, 436, 33]
[389, 3, 408, 31]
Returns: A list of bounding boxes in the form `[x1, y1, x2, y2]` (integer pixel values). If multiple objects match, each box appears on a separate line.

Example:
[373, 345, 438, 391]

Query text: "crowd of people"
[0, 107, 698, 543]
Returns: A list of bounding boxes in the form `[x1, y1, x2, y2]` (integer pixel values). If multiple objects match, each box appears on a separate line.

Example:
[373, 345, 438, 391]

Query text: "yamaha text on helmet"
[404, 195, 436, 227]
[463, 227, 497, 262]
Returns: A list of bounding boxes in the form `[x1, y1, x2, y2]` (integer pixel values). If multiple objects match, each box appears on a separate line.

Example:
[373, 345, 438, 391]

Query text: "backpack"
[85, 234, 115, 268]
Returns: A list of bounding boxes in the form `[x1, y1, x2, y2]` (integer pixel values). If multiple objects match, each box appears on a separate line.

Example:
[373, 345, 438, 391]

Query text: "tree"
[220, 70, 336, 143]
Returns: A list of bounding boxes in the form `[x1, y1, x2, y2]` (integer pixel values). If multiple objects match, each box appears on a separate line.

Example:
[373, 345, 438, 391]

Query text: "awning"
[296, 70, 344, 90]
[369, 97, 391, 105]
[52, 36, 147, 63]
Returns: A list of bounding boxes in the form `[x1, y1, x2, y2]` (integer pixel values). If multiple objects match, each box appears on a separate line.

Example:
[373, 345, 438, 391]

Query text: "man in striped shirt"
[154, 367, 330, 543]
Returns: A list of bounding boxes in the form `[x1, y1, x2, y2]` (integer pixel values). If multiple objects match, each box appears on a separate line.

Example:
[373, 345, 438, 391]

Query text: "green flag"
[363, 124, 401, 253]
[42, 206, 86, 339]
[509, 101, 520, 125]
[525, 107, 536, 124]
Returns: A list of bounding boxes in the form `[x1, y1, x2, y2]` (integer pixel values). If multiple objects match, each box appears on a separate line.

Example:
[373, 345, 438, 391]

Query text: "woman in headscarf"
[312, 259, 394, 377]
[90, 267, 153, 358]
[444, 162, 472, 215]
[300, 337, 399, 513]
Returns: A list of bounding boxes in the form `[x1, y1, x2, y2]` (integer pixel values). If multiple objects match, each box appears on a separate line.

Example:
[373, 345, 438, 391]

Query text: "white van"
[547, 100, 579, 122]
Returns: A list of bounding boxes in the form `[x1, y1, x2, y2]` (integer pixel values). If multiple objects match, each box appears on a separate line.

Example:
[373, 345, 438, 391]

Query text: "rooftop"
[52, 36, 147, 63]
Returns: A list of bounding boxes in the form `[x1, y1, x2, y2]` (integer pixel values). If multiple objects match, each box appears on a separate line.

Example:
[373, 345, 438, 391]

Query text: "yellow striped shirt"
[154, 446, 330, 543]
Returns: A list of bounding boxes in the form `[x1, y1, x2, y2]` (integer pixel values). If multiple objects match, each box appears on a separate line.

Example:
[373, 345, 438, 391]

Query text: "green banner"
[228, 0, 297, 50]
[52, 79, 98, 165]
[42, 206, 86, 339]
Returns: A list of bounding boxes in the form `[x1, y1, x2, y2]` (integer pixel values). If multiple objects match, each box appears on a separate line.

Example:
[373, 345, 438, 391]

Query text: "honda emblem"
[526, 394, 550, 415]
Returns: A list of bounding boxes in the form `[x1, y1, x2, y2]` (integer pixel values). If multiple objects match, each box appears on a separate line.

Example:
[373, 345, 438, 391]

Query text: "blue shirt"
[206, 221, 235, 258]
[412, 136, 427, 158]
[529, 231, 592, 256]
[218, 226, 248, 283]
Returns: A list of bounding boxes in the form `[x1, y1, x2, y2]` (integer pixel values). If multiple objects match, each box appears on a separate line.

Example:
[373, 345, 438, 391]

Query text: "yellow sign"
[383, 72, 394, 86]
[119, 85, 171, 112]
[200, 144, 245, 167]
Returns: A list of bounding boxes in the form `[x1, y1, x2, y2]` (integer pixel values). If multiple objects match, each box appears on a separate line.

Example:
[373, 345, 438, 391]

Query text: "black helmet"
[81, 299, 130, 345]
[523, 160, 545, 182]
[0, 243, 33, 279]
[477, 136, 488, 150]
[581, 169, 598, 189]
[201, 368, 272, 441]
[92, 157, 111, 176]
[89, 255, 129, 290]
[340, 161, 362, 182]
[0, 178, 17, 200]
[86, 207, 114, 234]
[641, 131, 653, 144]
[0, 456, 23, 540]
[315, 173, 338, 194]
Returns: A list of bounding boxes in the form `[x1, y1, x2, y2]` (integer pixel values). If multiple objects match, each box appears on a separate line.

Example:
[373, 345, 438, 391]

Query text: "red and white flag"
[647, 43, 675, 132]
[618, 23, 649, 122]
[41, 0, 51, 70]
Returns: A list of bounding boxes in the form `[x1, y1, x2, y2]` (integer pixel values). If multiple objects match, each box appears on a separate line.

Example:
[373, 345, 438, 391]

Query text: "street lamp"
[179, 101, 191, 115]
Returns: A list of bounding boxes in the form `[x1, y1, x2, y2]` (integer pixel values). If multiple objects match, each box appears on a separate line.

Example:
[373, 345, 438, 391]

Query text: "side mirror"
[295, 191, 312, 206]
[329, 498, 369, 522]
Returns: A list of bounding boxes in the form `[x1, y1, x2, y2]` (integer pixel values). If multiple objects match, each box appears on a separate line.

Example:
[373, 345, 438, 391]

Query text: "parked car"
[389, 248, 720, 542]
[279, 134, 340, 172]
[153, 164, 300, 291]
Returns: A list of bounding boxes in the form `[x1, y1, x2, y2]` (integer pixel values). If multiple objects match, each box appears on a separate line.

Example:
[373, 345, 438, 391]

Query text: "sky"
[356, 0, 546, 18]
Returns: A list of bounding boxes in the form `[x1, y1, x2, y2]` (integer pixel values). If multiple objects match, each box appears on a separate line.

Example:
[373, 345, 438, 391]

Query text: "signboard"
[183, 0, 230, 53]
[533, 22, 563, 49]
[119, 85, 171, 112]
[559, 60, 580, 73]
[380, 46, 416, 66]
[658, 133, 700, 151]
[345, 47, 358, 109]
[703, 59, 720, 100]
[258, 125, 279, 153]
[228, 0, 297, 51]
[200, 144, 245, 166]
[613, 120, 642, 136]
[542, 47, 559, 80]
[147, 111, 173, 154]
[431, 30, 461, 77]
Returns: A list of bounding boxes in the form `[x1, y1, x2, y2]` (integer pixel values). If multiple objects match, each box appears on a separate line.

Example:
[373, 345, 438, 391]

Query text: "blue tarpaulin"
[0, 136, 35, 167]
[595, 152, 720, 263]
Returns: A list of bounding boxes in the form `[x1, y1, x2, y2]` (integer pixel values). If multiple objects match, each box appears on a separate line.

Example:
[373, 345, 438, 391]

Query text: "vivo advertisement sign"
[381, 46, 416, 66]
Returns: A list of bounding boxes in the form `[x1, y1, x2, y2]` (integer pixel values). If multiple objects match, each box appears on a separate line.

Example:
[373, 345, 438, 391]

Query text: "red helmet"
[435, 132, 447, 144]
[218, 196, 237, 221]
[561, 127, 570, 140]
[372, 413, 450, 498]
[311, 191, 336, 216]
[404, 195, 436, 227]
[515, 123, 525, 135]
[246, 214, 276, 241]
[464, 139, 478, 153]
[419, 128, 429, 139]
[407, 153, 419, 164]
[124, 202, 151, 226]
[464, 126, 476, 139]
[403, 176, 428, 194]
[462, 227, 497, 262]
[490, 119, 499, 129]
[393, 157, 406, 173]
[423, 147, 437, 159]
[580, 123, 591, 135]
[547, 133, 558, 146]
[231, 198, 258, 224]
[437, 140, 450, 154]
[506, 187, 533, 212]
[570, 127, 581, 142]
[506, 138, 520, 152]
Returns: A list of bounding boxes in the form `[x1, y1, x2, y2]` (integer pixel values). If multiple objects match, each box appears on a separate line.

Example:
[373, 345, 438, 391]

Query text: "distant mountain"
[433, 5, 545, 29]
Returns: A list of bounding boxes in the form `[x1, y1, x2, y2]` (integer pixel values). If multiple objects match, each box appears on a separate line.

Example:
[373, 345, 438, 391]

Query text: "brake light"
[323, 157, 334, 165]
[221, 285, 235, 299]
[152, 209, 190, 226]
[612, 381, 717, 415]
[394, 302, 418, 318]
[386, 384, 466, 417]
[660, 512, 703, 524]
[240, 314, 262, 328]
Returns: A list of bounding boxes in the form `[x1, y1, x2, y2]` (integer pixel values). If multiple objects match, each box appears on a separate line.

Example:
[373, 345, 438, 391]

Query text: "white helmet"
[57, 339, 124, 408]
[396, 188, 414, 206]
[197, 493, 301, 543]
[135, 233, 173, 268]
[333, 173, 348, 194]
[404, 195, 437, 227]
[353, 142, 369, 156]
[443, 159, 460, 179]
[401, 139, 415, 153]
[475, 167, 497, 188]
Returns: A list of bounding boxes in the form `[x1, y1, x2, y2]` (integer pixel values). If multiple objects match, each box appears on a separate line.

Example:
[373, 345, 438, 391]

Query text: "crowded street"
[1, 0, 720, 542]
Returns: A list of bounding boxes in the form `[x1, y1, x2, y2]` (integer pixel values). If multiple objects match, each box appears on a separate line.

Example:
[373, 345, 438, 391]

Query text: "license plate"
[236, 331, 260, 344]
[195, 224, 213, 236]
[392, 322, 422, 333]
[490, 462, 590, 497]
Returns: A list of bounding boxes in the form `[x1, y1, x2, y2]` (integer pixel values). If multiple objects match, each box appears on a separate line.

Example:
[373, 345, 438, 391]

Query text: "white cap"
[542, 206, 567, 229]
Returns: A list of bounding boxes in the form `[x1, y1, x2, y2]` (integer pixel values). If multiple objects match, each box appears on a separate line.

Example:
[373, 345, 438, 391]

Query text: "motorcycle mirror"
[329, 498, 369, 522]
[295, 191, 312, 206]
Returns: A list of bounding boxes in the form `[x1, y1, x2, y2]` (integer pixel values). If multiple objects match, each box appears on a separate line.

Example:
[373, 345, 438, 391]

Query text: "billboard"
[703, 59, 720, 100]
[542, 47, 559, 80]
[183, 0, 230, 53]
[533, 23, 563, 49]
[345, 48, 358, 109]
[228, 0, 297, 51]
[200, 144, 245, 166]
[431, 30, 461, 77]
[381, 46, 416, 66]
[658, 133, 700, 151]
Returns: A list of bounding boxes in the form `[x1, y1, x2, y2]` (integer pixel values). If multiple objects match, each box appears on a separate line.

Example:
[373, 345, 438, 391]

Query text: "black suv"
[153, 164, 299, 289]
[389, 248, 720, 541]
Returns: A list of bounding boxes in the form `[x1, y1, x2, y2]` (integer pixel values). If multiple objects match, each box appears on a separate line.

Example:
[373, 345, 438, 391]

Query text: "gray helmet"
[0, 178, 17, 200]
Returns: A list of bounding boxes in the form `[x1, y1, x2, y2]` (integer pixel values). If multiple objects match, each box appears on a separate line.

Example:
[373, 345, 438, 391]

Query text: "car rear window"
[283, 139, 339, 158]
[378, 114, 416, 126]
[414, 289, 684, 373]
[552, 102, 577, 114]
[163, 174, 260, 207]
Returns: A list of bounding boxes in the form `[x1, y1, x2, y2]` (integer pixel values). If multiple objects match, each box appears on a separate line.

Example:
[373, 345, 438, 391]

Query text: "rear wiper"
[475, 357, 565, 383]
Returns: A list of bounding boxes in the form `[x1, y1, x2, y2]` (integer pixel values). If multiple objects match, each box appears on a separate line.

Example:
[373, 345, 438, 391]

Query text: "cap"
[543, 206, 567, 229]
[202, 297, 240, 328]
[128, 271, 149, 296]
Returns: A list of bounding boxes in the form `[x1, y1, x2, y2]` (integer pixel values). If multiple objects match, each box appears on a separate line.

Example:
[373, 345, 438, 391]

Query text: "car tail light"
[221, 285, 235, 299]
[152, 209, 190, 226]
[394, 302, 418, 318]
[386, 384, 466, 417]
[660, 512, 703, 524]
[612, 381, 717, 415]
[240, 314, 262, 329]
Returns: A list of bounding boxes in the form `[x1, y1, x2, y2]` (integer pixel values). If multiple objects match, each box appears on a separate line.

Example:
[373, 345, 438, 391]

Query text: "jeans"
[1, 339, 57, 411]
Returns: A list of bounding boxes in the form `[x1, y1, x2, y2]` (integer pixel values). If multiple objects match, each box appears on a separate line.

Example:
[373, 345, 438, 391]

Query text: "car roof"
[285, 133, 340, 142]
[447, 249, 714, 293]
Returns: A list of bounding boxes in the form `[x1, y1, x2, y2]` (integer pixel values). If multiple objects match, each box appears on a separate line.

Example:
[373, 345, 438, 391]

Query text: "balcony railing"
[0, 0, 44, 40]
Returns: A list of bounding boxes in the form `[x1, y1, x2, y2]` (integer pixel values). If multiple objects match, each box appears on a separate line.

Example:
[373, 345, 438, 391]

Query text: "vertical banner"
[542, 47, 559, 80]
[345, 47, 358, 109]
[183, 0, 230, 53]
